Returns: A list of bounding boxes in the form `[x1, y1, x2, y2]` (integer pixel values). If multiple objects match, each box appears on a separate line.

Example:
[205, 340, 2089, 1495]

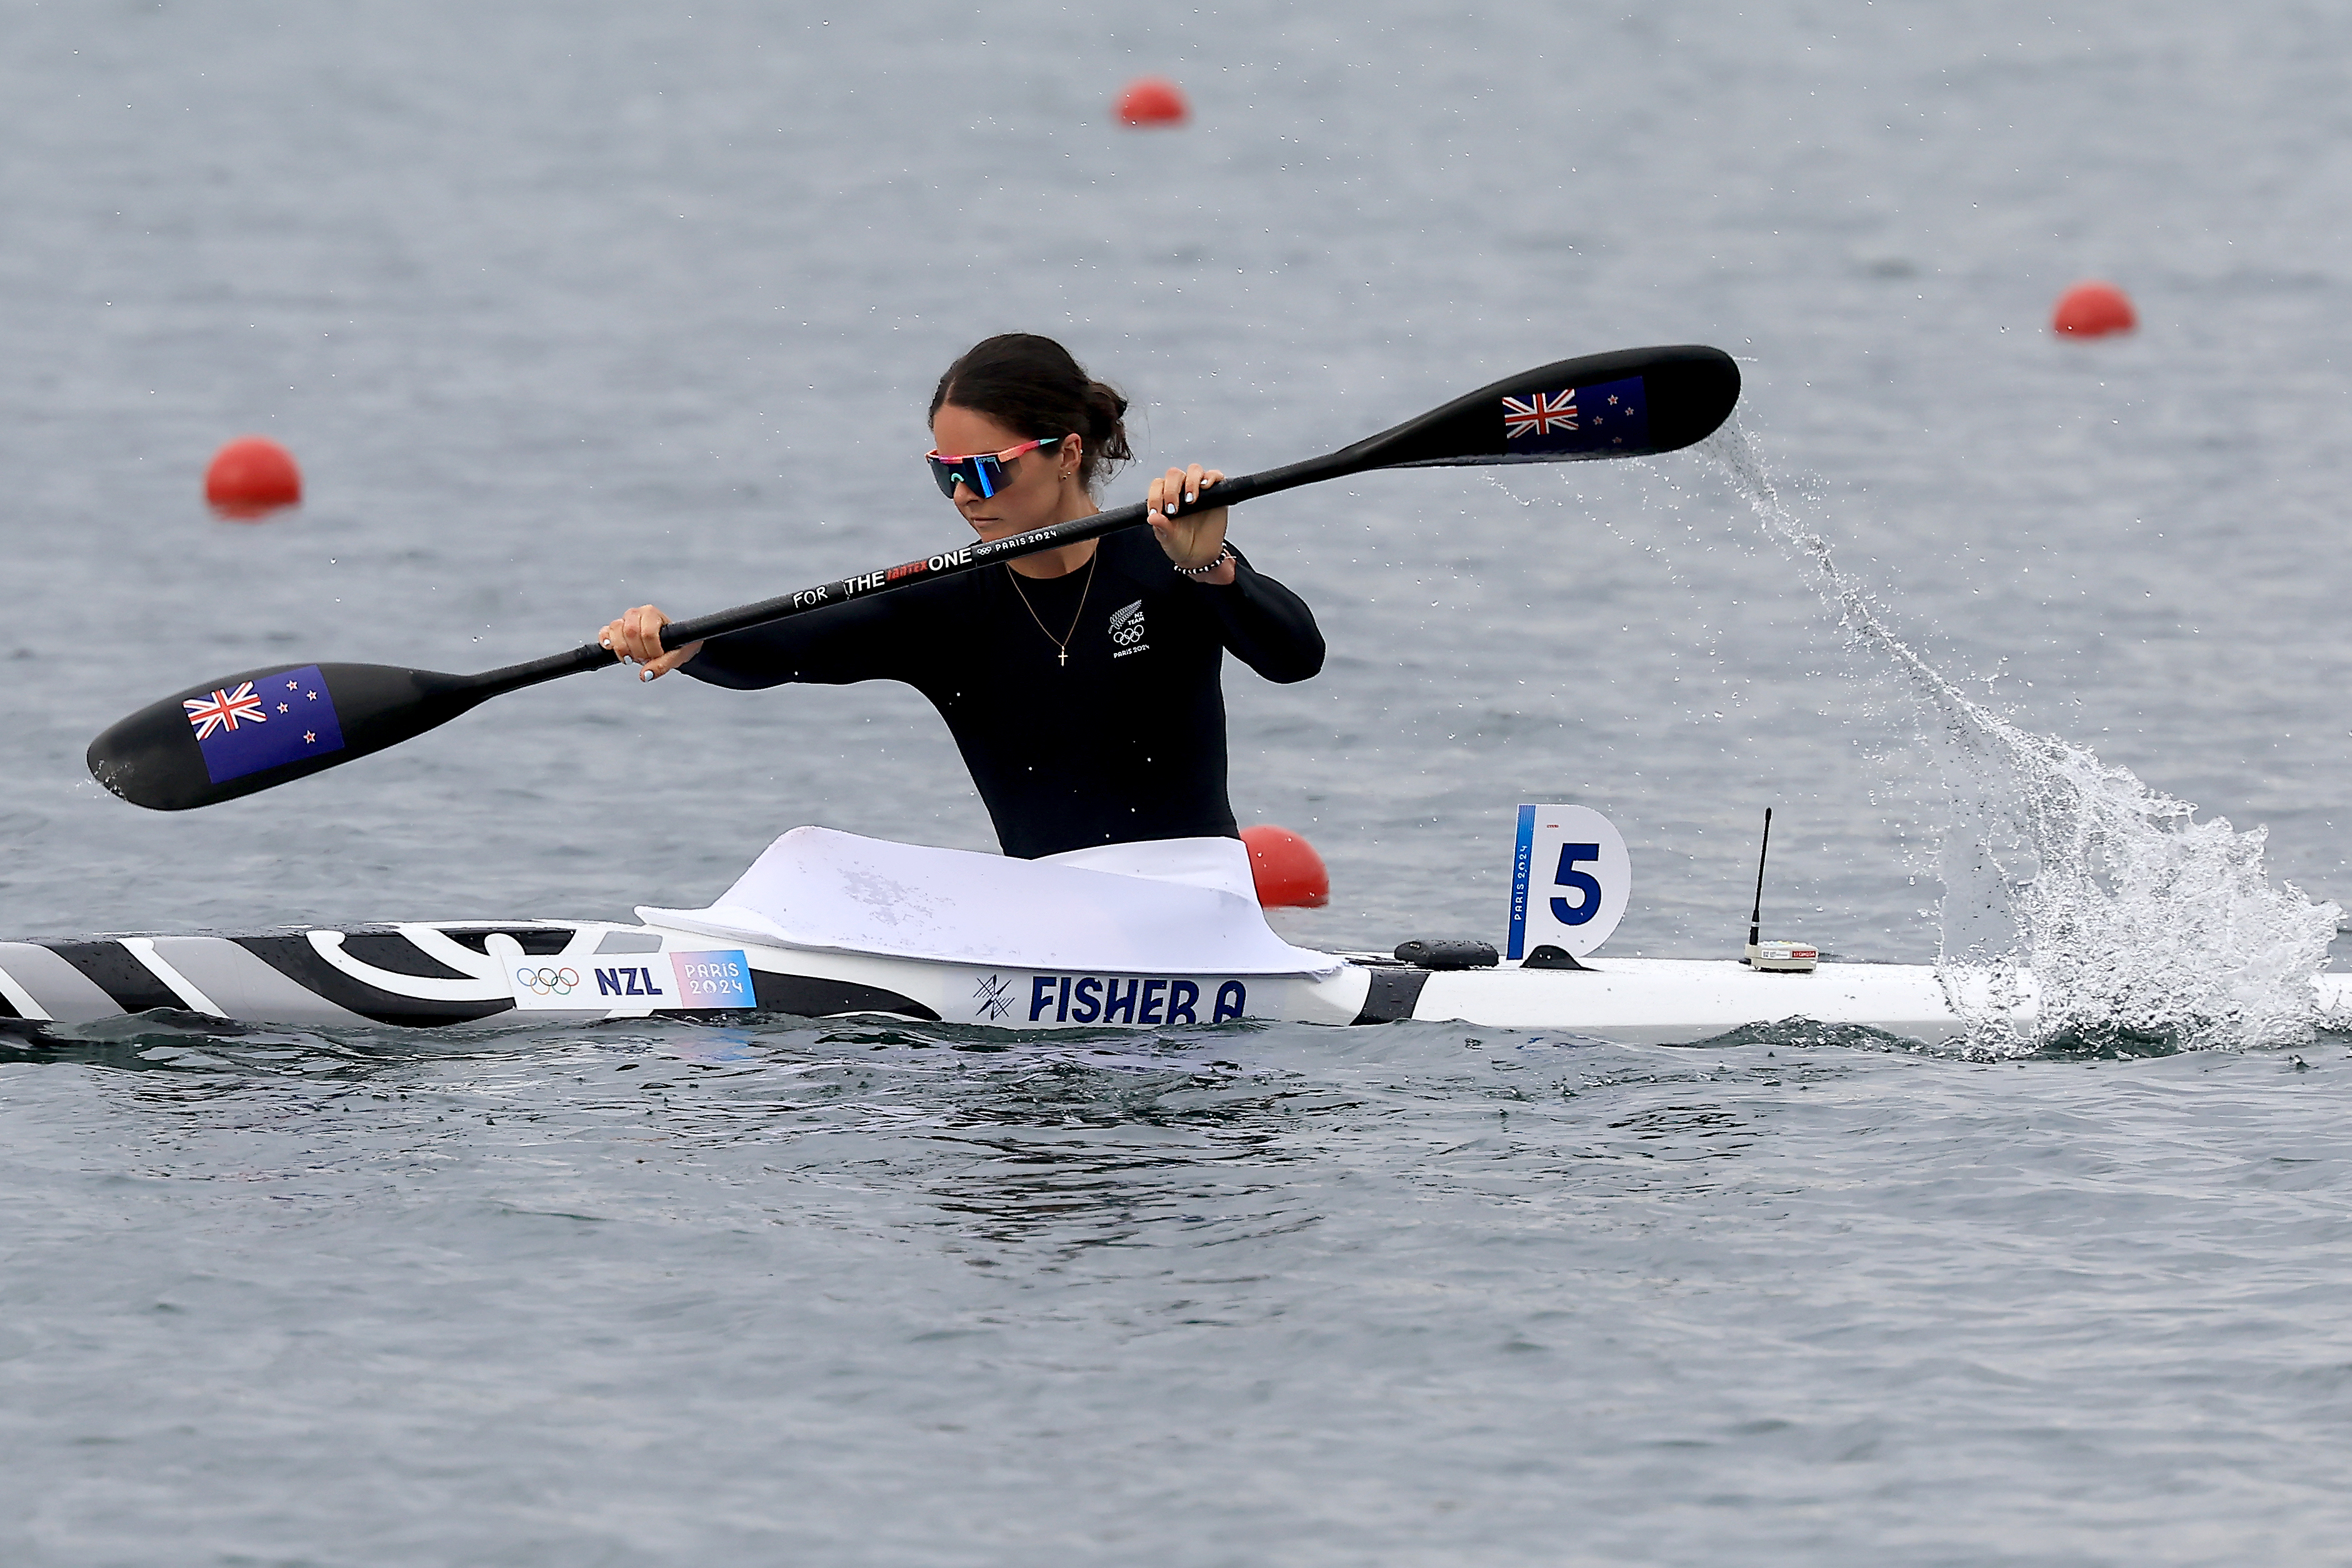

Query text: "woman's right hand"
[598, 604, 704, 681]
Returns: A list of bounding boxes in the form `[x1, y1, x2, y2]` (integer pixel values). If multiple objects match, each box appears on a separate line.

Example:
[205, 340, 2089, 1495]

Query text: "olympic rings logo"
[516, 965, 581, 997]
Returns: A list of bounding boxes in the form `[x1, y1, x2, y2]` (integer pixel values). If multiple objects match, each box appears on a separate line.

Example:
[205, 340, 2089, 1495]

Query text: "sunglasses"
[925, 435, 1071, 499]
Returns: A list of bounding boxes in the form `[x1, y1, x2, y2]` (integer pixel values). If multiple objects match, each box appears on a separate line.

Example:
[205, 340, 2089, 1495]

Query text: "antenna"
[1741, 807, 1818, 972]
[1747, 807, 1773, 954]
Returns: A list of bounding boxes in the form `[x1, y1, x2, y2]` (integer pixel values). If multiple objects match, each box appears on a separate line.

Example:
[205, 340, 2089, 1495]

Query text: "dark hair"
[929, 334, 1133, 491]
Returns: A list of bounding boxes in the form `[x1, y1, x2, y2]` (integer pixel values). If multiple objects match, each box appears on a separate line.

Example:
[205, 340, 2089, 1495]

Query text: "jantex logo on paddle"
[182, 665, 347, 784]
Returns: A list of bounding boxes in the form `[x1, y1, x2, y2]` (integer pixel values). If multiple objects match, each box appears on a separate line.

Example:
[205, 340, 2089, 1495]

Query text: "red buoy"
[1241, 824, 1329, 909]
[204, 436, 303, 520]
[1115, 76, 1189, 127]
[2052, 281, 2136, 337]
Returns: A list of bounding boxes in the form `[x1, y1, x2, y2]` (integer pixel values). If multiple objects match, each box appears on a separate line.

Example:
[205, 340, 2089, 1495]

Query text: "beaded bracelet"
[1173, 542, 1234, 580]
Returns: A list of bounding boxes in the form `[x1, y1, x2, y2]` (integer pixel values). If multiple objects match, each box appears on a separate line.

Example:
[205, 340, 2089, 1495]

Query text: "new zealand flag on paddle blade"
[1500, 374, 1650, 457]
[183, 664, 347, 784]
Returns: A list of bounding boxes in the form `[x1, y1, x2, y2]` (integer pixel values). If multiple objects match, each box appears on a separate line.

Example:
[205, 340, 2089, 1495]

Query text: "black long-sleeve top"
[685, 528, 1324, 859]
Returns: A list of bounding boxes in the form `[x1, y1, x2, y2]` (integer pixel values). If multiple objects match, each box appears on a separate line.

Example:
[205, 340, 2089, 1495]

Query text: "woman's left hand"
[1147, 464, 1236, 584]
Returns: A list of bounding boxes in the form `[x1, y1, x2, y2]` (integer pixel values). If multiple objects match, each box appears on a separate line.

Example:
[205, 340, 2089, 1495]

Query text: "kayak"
[0, 913, 1932, 1044]
[14, 912, 2352, 1047]
[9, 829, 2341, 1047]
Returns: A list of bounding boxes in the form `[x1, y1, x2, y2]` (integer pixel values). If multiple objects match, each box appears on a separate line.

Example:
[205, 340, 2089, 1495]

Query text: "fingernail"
[1186, 491, 1197, 503]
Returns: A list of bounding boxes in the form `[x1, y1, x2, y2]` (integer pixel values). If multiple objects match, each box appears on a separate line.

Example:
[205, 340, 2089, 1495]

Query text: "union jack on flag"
[1502, 389, 1578, 439]
[184, 681, 267, 741]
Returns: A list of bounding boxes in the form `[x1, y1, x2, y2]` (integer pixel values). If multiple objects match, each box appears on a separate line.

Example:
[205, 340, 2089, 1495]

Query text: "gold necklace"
[1006, 547, 1099, 668]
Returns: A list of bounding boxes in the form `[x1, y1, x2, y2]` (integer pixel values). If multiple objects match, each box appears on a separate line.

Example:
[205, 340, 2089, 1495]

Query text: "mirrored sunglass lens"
[929, 453, 1009, 498]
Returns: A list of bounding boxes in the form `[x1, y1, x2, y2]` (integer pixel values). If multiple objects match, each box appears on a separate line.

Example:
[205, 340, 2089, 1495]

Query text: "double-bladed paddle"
[89, 343, 1739, 810]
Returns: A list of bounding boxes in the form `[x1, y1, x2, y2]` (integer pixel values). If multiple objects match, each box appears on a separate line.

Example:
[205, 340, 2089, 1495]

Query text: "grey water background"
[5, 1, 2352, 1562]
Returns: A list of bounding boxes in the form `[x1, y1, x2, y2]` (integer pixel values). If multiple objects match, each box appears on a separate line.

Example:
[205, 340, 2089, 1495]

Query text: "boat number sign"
[1506, 804, 1631, 961]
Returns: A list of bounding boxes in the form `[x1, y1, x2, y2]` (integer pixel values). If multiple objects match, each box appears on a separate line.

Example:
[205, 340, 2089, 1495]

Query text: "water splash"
[1695, 423, 2339, 1054]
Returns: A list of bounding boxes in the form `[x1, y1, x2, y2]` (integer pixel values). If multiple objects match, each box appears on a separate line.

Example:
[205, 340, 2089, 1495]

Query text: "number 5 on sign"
[1506, 804, 1631, 961]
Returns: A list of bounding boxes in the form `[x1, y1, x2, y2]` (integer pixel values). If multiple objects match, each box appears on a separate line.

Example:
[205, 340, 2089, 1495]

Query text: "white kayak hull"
[16, 915, 2338, 1047]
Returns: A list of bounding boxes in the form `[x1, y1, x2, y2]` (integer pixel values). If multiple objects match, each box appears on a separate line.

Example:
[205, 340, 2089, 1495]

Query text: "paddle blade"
[1347, 344, 1740, 471]
[88, 661, 494, 811]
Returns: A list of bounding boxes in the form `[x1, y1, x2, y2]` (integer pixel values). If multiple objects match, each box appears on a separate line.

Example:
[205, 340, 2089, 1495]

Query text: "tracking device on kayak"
[1506, 804, 1631, 962]
[1741, 808, 1818, 973]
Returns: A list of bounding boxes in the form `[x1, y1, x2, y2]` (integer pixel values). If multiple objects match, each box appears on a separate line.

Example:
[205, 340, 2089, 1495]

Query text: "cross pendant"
[1058, 651, 1068, 667]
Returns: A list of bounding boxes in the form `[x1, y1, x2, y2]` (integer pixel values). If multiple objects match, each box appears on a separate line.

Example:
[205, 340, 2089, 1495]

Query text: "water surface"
[5, 1, 2351, 1561]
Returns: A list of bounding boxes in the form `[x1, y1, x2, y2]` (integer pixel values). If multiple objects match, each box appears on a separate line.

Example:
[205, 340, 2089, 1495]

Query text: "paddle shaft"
[458, 451, 1357, 702]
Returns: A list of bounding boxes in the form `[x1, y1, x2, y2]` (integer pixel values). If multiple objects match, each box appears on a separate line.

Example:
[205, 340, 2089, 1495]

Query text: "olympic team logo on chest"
[1109, 599, 1149, 657]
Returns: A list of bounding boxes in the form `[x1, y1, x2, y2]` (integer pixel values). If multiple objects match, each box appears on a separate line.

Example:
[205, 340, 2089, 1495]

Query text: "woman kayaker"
[598, 332, 1324, 859]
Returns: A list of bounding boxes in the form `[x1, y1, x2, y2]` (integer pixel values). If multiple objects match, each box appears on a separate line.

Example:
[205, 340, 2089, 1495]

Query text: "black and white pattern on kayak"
[18, 921, 2327, 1044]
[0, 923, 947, 1029]
[0, 922, 1383, 1030]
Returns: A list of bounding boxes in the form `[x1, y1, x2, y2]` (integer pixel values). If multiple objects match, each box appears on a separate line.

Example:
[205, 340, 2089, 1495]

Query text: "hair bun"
[1084, 380, 1134, 464]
